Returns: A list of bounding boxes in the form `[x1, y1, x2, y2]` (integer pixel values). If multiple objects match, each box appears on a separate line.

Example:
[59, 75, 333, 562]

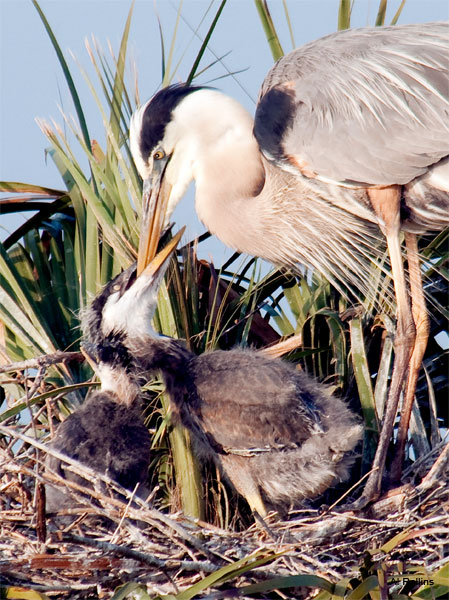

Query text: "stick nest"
[1, 418, 448, 599]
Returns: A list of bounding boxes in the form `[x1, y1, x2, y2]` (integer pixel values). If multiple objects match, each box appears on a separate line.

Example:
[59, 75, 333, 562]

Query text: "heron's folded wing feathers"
[192, 349, 323, 450]
[256, 22, 449, 186]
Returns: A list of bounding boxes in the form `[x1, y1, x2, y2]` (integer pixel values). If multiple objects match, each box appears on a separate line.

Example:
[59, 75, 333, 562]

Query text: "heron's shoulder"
[255, 21, 449, 186]
[260, 22, 449, 94]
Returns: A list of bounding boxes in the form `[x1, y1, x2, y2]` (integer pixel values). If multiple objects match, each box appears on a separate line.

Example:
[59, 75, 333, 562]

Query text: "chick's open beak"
[137, 155, 173, 275]
[140, 226, 185, 281]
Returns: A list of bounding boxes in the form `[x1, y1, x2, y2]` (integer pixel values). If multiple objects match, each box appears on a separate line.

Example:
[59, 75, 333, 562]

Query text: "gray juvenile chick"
[85, 248, 362, 517]
[45, 392, 151, 513]
[45, 310, 151, 514]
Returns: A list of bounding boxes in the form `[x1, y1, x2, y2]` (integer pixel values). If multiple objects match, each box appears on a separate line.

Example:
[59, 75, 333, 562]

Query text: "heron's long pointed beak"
[137, 157, 173, 276]
[140, 226, 185, 281]
[105, 227, 184, 337]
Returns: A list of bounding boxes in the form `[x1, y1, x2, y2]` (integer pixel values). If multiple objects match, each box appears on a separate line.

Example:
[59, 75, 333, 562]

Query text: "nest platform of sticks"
[1, 414, 448, 600]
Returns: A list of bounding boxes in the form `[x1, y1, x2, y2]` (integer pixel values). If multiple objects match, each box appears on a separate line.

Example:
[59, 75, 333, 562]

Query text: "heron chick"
[45, 282, 153, 515]
[45, 234, 183, 514]
[92, 242, 362, 517]
[45, 385, 151, 514]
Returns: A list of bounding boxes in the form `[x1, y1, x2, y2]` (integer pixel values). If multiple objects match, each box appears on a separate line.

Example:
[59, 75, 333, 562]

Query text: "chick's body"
[45, 391, 150, 512]
[134, 338, 362, 514]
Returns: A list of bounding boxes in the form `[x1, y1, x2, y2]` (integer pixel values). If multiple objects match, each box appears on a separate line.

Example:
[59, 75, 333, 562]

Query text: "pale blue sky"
[1, 0, 448, 257]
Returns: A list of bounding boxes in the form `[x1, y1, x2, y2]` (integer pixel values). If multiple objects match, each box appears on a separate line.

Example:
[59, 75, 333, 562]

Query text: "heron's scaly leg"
[351, 186, 416, 507]
[390, 232, 430, 481]
[222, 455, 267, 517]
[246, 492, 268, 518]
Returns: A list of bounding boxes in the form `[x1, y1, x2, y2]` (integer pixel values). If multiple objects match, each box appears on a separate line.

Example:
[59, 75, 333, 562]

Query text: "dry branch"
[1, 438, 448, 598]
[0, 350, 84, 374]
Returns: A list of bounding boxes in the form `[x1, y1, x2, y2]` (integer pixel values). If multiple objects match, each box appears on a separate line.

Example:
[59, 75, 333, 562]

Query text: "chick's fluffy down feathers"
[45, 391, 151, 512]
[168, 347, 362, 510]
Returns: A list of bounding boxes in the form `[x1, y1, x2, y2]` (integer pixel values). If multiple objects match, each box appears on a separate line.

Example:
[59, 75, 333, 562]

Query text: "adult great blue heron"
[93, 237, 362, 517]
[130, 22, 449, 506]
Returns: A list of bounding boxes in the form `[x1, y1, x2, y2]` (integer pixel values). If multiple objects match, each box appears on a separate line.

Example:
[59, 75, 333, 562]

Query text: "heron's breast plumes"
[196, 148, 388, 303]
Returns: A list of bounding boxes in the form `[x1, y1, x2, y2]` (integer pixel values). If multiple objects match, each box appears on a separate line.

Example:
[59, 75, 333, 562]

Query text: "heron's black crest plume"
[254, 86, 297, 164]
[138, 84, 206, 161]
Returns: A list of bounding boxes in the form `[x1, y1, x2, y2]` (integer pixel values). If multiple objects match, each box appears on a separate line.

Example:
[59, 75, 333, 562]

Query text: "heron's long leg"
[390, 232, 430, 481]
[352, 187, 416, 507]
[222, 455, 267, 517]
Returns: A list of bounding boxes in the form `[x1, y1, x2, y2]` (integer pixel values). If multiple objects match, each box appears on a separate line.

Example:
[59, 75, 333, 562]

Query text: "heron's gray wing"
[255, 22, 449, 186]
[192, 349, 322, 451]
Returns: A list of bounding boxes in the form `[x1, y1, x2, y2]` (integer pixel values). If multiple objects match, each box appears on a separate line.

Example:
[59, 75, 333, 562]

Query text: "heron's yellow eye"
[154, 149, 165, 160]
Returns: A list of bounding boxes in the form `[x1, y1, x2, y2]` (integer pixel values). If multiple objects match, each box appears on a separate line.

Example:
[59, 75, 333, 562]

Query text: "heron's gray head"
[130, 84, 206, 225]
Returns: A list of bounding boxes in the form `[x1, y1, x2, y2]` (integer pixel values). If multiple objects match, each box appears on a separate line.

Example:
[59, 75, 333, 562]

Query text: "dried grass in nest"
[1, 417, 448, 599]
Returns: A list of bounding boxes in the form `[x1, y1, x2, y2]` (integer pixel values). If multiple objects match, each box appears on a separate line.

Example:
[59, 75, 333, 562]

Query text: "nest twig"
[0, 351, 84, 374]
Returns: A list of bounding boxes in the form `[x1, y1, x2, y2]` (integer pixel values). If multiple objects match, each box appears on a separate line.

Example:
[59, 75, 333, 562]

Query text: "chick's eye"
[153, 149, 165, 160]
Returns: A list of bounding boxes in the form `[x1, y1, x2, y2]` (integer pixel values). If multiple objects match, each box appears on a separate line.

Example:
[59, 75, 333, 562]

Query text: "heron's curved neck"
[174, 90, 267, 252]
[130, 335, 193, 395]
[97, 363, 140, 407]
